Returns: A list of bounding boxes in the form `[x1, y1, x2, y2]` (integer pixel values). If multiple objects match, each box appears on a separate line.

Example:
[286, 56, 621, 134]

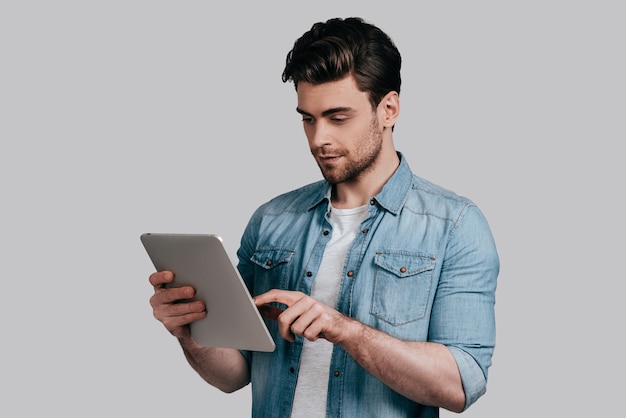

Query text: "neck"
[331, 148, 400, 209]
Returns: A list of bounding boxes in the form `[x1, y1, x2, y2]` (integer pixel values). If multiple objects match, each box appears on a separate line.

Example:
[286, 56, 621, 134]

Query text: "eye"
[301, 116, 314, 124]
[331, 117, 347, 124]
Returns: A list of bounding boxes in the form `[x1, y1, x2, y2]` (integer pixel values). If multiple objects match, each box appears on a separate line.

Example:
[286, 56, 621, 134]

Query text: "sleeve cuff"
[448, 346, 487, 411]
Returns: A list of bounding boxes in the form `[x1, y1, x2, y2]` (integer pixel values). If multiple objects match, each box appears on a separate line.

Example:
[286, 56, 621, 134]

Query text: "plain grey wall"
[2, 1, 623, 416]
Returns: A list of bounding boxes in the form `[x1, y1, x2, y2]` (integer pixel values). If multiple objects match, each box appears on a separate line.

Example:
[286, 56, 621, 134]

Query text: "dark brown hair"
[282, 17, 402, 109]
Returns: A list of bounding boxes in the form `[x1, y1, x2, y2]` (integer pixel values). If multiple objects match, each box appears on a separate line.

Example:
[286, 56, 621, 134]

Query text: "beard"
[314, 115, 384, 185]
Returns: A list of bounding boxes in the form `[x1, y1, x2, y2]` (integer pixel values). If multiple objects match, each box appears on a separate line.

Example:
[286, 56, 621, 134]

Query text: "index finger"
[149, 270, 174, 289]
[254, 289, 303, 307]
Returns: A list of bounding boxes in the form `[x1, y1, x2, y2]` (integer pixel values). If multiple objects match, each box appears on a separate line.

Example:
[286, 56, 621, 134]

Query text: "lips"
[316, 152, 342, 163]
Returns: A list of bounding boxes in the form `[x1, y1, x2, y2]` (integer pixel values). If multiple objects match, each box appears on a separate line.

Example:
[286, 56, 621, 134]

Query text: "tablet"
[140, 233, 275, 352]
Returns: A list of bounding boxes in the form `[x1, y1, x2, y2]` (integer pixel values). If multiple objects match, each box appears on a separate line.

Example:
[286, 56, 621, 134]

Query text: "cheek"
[303, 125, 315, 146]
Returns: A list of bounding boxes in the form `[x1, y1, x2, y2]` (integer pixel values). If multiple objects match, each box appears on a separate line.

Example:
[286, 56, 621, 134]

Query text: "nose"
[306, 121, 332, 149]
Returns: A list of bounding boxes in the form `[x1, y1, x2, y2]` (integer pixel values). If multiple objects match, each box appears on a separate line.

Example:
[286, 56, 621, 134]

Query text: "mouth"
[317, 154, 342, 165]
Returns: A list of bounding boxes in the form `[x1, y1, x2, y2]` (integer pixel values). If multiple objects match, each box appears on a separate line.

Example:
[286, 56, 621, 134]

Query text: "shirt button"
[290, 367, 295, 373]
[333, 370, 340, 377]
[266, 260, 273, 266]
[306, 271, 313, 277]
[362, 228, 369, 234]
[323, 230, 329, 236]
[400, 267, 407, 273]
[369, 199, 375, 205]
[347, 271, 354, 277]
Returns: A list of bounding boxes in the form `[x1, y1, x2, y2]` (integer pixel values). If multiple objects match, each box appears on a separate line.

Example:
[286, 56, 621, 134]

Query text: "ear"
[378, 91, 400, 129]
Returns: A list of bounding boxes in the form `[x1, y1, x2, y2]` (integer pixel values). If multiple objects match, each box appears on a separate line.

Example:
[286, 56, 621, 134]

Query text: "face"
[296, 76, 384, 185]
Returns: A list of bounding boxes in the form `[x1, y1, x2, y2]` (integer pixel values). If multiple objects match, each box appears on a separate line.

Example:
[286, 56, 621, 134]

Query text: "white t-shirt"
[290, 204, 369, 418]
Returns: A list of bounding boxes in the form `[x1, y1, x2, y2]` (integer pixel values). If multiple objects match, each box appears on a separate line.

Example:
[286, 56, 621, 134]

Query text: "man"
[149, 17, 499, 417]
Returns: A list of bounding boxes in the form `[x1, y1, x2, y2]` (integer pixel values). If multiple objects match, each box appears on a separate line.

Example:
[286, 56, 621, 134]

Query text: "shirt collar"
[372, 152, 412, 215]
[307, 151, 413, 215]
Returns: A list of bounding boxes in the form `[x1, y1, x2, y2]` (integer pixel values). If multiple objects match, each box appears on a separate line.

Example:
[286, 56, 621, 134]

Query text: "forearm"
[178, 337, 250, 393]
[338, 318, 465, 412]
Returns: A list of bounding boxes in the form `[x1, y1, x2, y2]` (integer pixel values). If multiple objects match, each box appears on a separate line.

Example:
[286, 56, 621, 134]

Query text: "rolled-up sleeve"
[429, 204, 500, 410]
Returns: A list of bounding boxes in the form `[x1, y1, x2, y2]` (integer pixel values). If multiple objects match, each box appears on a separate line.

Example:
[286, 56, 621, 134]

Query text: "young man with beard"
[149, 17, 499, 417]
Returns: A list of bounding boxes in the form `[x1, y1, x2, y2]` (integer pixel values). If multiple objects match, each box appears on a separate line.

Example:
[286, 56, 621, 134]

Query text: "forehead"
[296, 76, 370, 114]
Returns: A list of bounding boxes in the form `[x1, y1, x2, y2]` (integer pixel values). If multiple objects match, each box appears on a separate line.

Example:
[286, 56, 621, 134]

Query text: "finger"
[150, 285, 196, 308]
[153, 299, 207, 336]
[278, 318, 296, 342]
[161, 310, 206, 338]
[273, 297, 317, 342]
[289, 303, 325, 341]
[254, 289, 304, 307]
[149, 270, 174, 289]
[253, 289, 291, 306]
[157, 300, 206, 319]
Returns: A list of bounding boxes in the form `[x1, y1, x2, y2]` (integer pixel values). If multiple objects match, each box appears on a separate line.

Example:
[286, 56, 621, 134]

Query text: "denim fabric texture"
[237, 153, 499, 418]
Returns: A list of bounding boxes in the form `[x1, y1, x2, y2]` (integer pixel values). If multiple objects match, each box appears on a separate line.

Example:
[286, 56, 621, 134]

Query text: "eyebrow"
[296, 107, 354, 117]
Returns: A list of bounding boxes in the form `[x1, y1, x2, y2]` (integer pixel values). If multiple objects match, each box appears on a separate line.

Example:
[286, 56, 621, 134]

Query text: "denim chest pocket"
[250, 248, 295, 291]
[371, 251, 436, 326]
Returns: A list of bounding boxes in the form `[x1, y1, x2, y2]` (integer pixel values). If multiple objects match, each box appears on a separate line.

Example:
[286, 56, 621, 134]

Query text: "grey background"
[2, 1, 623, 416]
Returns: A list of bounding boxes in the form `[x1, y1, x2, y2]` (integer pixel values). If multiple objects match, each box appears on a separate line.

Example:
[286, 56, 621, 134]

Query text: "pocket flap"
[374, 251, 435, 278]
[250, 249, 295, 270]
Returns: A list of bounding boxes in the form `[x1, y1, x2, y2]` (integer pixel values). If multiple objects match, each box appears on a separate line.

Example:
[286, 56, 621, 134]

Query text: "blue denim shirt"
[236, 153, 499, 418]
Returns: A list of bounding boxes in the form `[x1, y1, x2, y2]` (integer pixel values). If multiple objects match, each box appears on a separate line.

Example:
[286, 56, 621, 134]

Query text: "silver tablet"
[140, 233, 275, 352]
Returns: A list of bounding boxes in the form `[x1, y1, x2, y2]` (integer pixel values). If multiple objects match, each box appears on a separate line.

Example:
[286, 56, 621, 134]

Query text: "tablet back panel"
[141, 233, 275, 352]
